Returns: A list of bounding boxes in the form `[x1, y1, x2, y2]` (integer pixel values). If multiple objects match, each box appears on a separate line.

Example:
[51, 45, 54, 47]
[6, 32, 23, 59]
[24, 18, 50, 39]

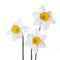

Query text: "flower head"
[7, 18, 29, 41]
[25, 30, 46, 53]
[33, 6, 55, 30]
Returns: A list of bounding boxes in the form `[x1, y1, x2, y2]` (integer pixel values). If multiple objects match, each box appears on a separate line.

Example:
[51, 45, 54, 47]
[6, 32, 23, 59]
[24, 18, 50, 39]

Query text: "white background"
[0, 0, 60, 60]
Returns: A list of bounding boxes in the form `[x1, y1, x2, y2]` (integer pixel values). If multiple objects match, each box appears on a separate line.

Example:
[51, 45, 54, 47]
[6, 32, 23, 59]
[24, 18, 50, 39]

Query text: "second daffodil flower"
[25, 30, 46, 53]
[7, 18, 29, 41]
[33, 6, 55, 30]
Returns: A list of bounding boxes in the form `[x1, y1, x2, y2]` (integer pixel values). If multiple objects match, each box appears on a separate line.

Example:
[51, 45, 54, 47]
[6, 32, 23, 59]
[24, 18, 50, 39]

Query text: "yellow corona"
[40, 12, 50, 21]
[32, 36, 41, 45]
[12, 25, 21, 34]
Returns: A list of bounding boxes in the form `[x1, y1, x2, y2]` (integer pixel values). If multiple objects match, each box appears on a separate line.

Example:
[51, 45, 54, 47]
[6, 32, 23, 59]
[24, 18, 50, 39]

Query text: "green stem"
[31, 49, 32, 60]
[39, 26, 41, 31]
[35, 53, 37, 60]
[22, 35, 24, 60]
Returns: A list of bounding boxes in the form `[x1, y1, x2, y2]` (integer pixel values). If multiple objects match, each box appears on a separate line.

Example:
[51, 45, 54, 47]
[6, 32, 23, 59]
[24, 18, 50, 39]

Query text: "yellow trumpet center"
[39, 12, 50, 21]
[32, 36, 41, 45]
[11, 25, 21, 34]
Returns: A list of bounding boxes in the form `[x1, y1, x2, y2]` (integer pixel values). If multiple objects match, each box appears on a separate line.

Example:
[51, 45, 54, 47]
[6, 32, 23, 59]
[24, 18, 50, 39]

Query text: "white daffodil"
[7, 18, 29, 41]
[25, 30, 46, 53]
[33, 6, 55, 30]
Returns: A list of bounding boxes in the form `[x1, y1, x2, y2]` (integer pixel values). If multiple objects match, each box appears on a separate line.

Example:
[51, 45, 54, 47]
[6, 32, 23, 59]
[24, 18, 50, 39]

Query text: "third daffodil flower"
[33, 6, 55, 30]
[7, 18, 29, 41]
[25, 30, 46, 53]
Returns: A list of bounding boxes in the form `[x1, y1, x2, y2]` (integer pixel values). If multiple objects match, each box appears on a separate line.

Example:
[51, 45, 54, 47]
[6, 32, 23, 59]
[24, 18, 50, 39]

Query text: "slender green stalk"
[31, 49, 32, 60]
[22, 35, 24, 60]
[39, 26, 41, 31]
[35, 53, 37, 60]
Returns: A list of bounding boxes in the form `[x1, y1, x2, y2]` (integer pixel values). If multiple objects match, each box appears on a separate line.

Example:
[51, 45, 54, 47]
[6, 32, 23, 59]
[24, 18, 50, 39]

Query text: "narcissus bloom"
[25, 30, 46, 53]
[7, 18, 28, 41]
[33, 6, 55, 30]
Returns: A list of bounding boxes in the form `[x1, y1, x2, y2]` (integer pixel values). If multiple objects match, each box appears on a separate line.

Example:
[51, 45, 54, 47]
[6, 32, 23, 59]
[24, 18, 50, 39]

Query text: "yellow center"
[39, 12, 50, 21]
[11, 25, 21, 34]
[32, 36, 41, 45]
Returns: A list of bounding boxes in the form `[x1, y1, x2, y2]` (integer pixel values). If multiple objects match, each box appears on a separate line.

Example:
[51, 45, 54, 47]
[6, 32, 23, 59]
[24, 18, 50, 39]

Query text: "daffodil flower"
[7, 18, 29, 60]
[25, 30, 46, 53]
[7, 18, 29, 41]
[33, 6, 55, 30]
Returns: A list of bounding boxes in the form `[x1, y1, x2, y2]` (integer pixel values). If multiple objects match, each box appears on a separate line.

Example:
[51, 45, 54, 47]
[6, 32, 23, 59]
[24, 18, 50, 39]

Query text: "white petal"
[40, 35, 46, 40]
[14, 18, 23, 27]
[39, 41, 46, 48]
[17, 32, 22, 38]
[34, 18, 42, 25]
[12, 34, 18, 41]
[48, 11, 53, 15]
[27, 33, 34, 40]
[12, 33, 22, 41]
[33, 29, 40, 36]
[42, 22, 49, 30]
[48, 17, 56, 24]
[21, 27, 29, 34]
[32, 45, 39, 53]
[25, 40, 32, 47]
[39, 5, 45, 12]
[32, 12, 39, 18]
